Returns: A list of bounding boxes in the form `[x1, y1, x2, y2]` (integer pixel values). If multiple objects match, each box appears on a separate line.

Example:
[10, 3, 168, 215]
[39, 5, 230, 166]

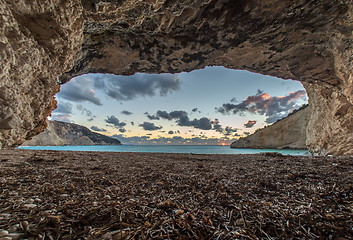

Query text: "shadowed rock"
[0, 0, 352, 155]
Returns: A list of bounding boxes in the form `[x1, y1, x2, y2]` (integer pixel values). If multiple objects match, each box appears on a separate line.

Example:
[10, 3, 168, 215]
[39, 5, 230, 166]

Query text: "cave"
[1, 0, 352, 155]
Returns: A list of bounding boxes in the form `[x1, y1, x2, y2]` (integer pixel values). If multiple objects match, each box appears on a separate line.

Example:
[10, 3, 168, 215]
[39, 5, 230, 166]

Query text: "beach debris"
[0, 149, 352, 239]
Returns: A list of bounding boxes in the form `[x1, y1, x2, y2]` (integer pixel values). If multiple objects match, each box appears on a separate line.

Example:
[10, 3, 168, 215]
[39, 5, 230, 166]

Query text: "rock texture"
[231, 106, 310, 149]
[0, 0, 83, 148]
[1, 0, 352, 155]
[23, 120, 121, 146]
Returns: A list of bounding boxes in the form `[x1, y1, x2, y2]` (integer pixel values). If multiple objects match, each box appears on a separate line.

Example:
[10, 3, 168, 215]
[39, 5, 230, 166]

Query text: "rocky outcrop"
[23, 120, 121, 146]
[231, 106, 310, 149]
[1, 1, 352, 155]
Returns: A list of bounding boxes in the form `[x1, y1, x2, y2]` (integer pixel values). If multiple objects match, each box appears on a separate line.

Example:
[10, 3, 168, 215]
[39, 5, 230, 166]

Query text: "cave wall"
[1, 0, 352, 155]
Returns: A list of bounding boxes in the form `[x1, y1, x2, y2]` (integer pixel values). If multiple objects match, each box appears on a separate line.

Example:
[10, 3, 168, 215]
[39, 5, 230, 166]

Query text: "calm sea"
[18, 145, 309, 155]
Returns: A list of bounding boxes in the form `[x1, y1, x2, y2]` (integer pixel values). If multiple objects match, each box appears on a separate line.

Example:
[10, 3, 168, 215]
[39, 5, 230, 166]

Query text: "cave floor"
[0, 149, 352, 239]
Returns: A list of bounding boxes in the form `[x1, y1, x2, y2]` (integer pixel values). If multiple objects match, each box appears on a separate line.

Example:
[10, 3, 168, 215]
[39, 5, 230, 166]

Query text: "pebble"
[0, 237, 12, 240]
[102, 230, 128, 240]
[236, 218, 244, 226]
[0, 230, 8, 237]
[7, 233, 25, 240]
[20, 221, 29, 231]
[21, 204, 37, 210]
[103, 195, 111, 200]
[8, 224, 19, 233]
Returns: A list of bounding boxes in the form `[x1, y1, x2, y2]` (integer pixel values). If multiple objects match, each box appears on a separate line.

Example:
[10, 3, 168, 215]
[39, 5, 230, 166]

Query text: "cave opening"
[47, 66, 308, 146]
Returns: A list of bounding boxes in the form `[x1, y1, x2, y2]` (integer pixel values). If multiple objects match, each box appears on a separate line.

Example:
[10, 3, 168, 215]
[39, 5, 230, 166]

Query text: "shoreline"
[17, 145, 310, 156]
[0, 149, 352, 239]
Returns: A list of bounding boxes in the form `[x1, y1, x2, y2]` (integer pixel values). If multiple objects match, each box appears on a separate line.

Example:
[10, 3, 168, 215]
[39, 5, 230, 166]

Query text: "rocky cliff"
[1, 0, 352, 155]
[231, 106, 310, 149]
[23, 120, 121, 146]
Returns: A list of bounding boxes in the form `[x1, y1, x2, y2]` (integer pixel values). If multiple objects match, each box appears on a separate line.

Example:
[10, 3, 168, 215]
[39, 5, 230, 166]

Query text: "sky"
[50, 66, 308, 145]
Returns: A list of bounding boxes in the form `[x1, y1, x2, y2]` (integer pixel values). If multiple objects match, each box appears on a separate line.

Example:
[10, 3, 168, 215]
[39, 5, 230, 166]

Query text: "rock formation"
[231, 106, 310, 149]
[23, 120, 121, 146]
[1, 0, 352, 155]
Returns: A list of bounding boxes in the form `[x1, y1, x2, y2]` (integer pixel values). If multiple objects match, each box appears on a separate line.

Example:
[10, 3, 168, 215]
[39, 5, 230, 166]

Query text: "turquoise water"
[18, 145, 309, 155]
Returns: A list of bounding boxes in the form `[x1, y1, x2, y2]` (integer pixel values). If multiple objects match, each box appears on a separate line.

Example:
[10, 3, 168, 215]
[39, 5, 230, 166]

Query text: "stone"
[0, 230, 8, 238]
[0, 1, 352, 155]
[6, 233, 25, 240]
[21, 204, 37, 210]
[0, 237, 12, 240]
[102, 230, 129, 240]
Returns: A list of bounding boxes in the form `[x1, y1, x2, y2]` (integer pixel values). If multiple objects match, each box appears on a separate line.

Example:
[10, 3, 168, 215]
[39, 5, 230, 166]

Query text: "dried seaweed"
[0, 150, 352, 239]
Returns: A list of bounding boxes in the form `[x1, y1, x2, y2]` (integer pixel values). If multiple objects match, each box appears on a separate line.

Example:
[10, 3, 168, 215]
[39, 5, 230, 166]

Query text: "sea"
[18, 145, 309, 155]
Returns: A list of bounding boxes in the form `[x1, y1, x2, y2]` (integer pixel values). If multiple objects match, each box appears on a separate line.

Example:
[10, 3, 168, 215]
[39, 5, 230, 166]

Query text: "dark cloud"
[90, 73, 181, 101]
[244, 120, 257, 128]
[223, 126, 238, 136]
[119, 128, 126, 133]
[168, 130, 174, 134]
[244, 132, 251, 136]
[121, 110, 133, 115]
[51, 101, 72, 122]
[54, 101, 72, 114]
[90, 126, 107, 132]
[139, 122, 162, 131]
[131, 122, 134, 126]
[216, 89, 307, 124]
[153, 110, 213, 130]
[191, 108, 201, 113]
[147, 114, 160, 120]
[58, 77, 102, 105]
[211, 119, 238, 136]
[77, 104, 96, 121]
[105, 116, 126, 132]
[111, 135, 238, 145]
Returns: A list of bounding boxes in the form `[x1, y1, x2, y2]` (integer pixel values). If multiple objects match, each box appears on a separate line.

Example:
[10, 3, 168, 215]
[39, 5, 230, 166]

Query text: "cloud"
[90, 73, 181, 101]
[191, 108, 201, 113]
[105, 116, 126, 132]
[121, 110, 133, 115]
[244, 120, 257, 128]
[50, 114, 72, 123]
[145, 112, 160, 120]
[223, 126, 238, 136]
[151, 110, 213, 130]
[131, 122, 134, 126]
[216, 89, 307, 124]
[168, 130, 174, 134]
[112, 134, 238, 145]
[58, 76, 102, 105]
[51, 101, 72, 122]
[211, 119, 238, 136]
[77, 104, 96, 121]
[139, 122, 162, 131]
[244, 132, 251, 136]
[54, 101, 72, 114]
[90, 126, 107, 132]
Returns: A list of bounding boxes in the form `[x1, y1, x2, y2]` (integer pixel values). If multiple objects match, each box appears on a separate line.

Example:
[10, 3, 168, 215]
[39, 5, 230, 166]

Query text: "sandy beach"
[0, 149, 352, 239]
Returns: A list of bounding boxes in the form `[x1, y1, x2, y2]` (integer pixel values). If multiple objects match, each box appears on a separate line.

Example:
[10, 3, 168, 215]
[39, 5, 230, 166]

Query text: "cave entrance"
[50, 66, 308, 146]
